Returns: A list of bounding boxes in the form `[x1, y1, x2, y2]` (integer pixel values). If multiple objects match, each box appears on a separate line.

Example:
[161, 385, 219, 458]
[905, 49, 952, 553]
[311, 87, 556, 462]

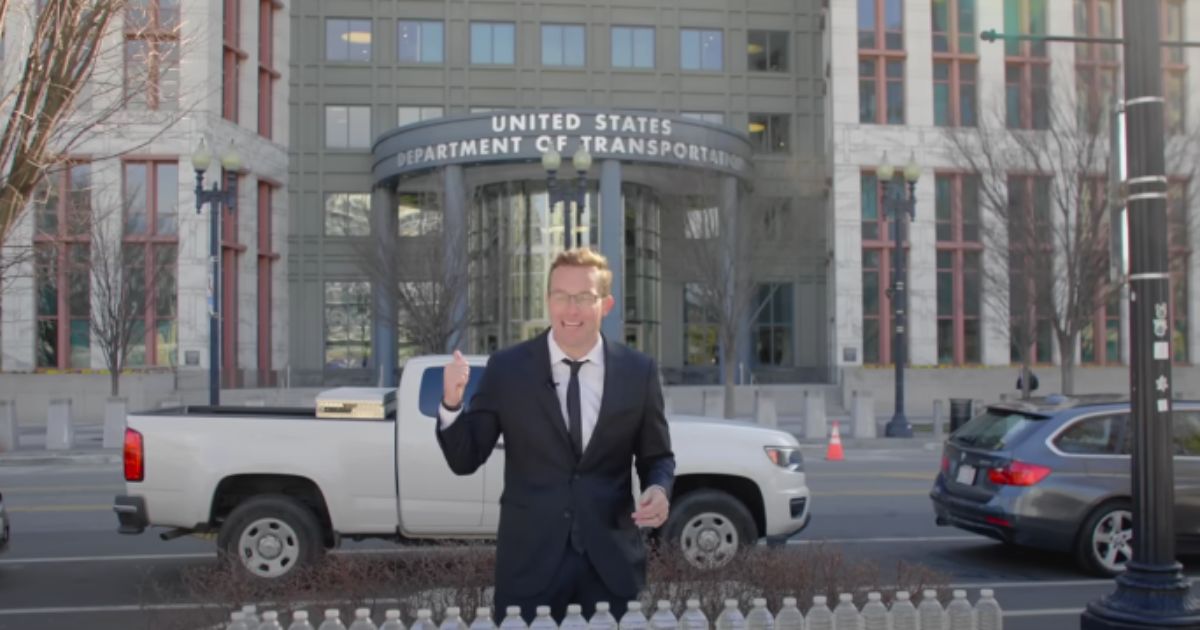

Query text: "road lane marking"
[814, 472, 936, 480]
[814, 489, 931, 497]
[7, 503, 112, 513]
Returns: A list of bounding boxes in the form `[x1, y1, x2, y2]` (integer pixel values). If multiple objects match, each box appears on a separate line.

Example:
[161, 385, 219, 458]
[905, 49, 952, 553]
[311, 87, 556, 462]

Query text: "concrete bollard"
[852, 390, 876, 438]
[703, 389, 723, 417]
[0, 400, 16, 452]
[46, 398, 74, 450]
[755, 390, 778, 428]
[804, 390, 826, 439]
[103, 397, 127, 449]
[932, 399, 945, 441]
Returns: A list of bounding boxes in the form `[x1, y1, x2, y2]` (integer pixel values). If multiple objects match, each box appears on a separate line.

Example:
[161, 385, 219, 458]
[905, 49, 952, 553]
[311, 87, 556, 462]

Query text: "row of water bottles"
[226, 589, 1002, 630]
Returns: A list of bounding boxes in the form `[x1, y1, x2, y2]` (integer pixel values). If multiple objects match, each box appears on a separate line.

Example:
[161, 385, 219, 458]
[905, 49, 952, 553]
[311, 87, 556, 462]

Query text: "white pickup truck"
[113, 355, 811, 580]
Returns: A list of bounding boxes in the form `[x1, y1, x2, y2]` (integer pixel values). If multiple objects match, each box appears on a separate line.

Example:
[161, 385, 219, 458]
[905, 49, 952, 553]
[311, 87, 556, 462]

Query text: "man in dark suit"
[436, 248, 675, 623]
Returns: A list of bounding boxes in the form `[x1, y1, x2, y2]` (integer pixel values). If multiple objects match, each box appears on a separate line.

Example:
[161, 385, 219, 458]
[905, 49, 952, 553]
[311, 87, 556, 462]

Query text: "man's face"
[547, 265, 614, 354]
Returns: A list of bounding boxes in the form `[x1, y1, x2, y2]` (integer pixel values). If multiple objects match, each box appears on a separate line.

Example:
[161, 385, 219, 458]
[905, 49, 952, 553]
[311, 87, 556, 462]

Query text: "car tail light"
[124, 428, 144, 482]
[987, 460, 1051, 486]
[941, 454, 950, 474]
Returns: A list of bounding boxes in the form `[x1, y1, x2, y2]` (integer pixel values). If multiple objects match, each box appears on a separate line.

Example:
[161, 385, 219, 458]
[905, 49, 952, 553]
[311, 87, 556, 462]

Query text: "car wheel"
[1075, 500, 1133, 577]
[661, 489, 757, 570]
[217, 494, 325, 580]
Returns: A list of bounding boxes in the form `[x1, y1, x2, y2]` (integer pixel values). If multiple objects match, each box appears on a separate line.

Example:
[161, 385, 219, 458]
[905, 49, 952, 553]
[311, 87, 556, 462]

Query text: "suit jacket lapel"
[529, 330, 574, 454]
[581, 335, 622, 467]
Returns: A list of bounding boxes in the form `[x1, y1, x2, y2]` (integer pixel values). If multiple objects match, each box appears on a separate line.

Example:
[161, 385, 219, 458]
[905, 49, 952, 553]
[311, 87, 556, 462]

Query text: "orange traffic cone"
[825, 421, 845, 461]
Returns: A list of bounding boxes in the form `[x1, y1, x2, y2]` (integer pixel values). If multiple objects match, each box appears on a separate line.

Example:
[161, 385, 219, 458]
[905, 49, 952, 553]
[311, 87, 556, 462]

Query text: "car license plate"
[956, 464, 977, 485]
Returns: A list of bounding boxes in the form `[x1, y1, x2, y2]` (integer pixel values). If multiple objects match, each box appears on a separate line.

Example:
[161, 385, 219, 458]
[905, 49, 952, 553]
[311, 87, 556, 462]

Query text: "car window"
[1174, 410, 1200, 456]
[951, 409, 1046, 451]
[1055, 414, 1129, 455]
[418, 366, 486, 419]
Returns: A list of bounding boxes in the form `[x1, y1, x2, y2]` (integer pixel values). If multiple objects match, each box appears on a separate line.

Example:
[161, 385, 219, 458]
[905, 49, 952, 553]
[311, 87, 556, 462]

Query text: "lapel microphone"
[545, 379, 557, 390]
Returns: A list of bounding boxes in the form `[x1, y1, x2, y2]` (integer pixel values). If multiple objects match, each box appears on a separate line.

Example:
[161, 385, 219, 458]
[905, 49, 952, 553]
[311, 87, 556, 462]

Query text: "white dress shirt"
[438, 333, 605, 453]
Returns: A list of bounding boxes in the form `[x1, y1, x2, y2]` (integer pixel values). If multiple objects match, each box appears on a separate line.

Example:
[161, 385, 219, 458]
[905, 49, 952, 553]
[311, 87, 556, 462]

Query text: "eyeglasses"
[548, 291, 603, 307]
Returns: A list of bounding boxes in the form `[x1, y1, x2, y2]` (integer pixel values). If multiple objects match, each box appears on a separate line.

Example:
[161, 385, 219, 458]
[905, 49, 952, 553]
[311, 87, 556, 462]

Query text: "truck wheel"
[661, 489, 757, 569]
[1075, 500, 1133, 577]
[218, 494, 325, 580]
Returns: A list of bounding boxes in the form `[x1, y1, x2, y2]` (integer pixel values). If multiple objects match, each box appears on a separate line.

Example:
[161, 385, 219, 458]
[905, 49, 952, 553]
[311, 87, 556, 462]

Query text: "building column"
[443, 164, 469, 353]
[371, 185, 397, 387]
[599, 159, 624, 343]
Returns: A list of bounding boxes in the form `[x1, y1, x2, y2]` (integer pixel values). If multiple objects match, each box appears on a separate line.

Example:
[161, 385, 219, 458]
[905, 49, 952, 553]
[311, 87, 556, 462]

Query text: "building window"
[256, 181, 279, 384]
[683, 205, 719, 240]
[932, 0, 978, 127]
[397, 106, 444, 126]
[324, 281, 372, 369]
[935, 173, 983, 365]
[258, 0, 279, 139]
[325, 105, 371, 149]
[1075, 0, 1119, 132]
[748, 30, 788, 72]
[542, 24, 585, 67]
[612, 26, 654, 69]
[397, 20, 444, 64]
[1007, 175, 1054, 364]
[1162, 0, 1187, 135]
[1168, 181, 1190, 363]
[680, 29, 723, 71]
[222, 0, 245, 123]
[470, 22, 515, 65]
[681, 112, 725, 124]
[859, 0, 906, 124]
[325, 18, 371, 62]
[684, 283, 718, 366]
[748, 114, 790, 154]
[398, 192, 443, 237]
[33, 164, 92, 370]
[754, 283, 793, 366]
[1005, 0, 1050, 129]
[122, 160, 179, 367]
[124, 0, 181, 110]
[325, 193, 371, 236]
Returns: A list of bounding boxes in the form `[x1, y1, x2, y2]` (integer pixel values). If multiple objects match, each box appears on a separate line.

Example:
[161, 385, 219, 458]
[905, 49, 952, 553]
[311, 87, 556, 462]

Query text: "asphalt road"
[0, 449, 1196, 630]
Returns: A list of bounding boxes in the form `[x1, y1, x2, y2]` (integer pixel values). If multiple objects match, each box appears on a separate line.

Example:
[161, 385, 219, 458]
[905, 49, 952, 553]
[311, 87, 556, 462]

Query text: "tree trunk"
[1021, 355, 1034, 400]
[1060, 357, 1076, 396]
[110, 368, 120, 398]
[721, 356, 736, 419]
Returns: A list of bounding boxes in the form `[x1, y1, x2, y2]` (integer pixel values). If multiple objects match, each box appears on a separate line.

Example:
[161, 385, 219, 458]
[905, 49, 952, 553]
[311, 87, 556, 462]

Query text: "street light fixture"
[190, 137, 240, 407]
[543, 147, 592, 250]
[878, 150, 920, 438]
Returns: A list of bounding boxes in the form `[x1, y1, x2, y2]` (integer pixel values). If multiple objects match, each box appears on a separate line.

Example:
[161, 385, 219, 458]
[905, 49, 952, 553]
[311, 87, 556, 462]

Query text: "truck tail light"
[987, 460, 1051, 486]
[124, 428, 144, 482]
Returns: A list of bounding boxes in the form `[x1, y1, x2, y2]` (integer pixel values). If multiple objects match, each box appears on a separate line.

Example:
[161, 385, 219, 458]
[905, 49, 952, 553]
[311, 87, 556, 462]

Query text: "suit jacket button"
[564, 510, 572, 519]
[573, 473, 581, 481]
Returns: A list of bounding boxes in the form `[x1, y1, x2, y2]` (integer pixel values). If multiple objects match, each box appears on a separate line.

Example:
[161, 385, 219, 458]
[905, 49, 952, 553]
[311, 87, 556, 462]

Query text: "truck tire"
[661, 489, 757, 569]
[1075, 499, 1133, 577]
[217, 494, 325, 580]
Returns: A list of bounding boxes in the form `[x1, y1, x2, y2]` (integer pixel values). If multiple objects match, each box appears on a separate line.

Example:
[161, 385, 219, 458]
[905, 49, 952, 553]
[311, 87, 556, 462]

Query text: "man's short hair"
[547, 248, 613, 297]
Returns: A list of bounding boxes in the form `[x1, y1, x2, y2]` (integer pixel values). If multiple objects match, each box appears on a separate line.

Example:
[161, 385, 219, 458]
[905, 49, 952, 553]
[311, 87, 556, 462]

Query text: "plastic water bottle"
[380, 611, 405, 630]
[891, 592, 918, 630]
[443, 607, 469, 630]
[805, 596, 833, 630]
[228, 611, 251, 630]
[975, 590, 1002, 630]
[289, 611, 316, 630]
[680, 600, 709, 630]
[413, 609, 439, 630]
[531, 606, 558, 630]
[620, 601, 649, 630]
[562, 604, 589, 630]
[471, 608, 498, 630]
[244, 606, 262, 629]
[918, 590, 946, 630]
[745, 599, 773, 630]
[260, 612, 285, 630]
[715, 600, 745, 630]
[946, 590, 973, 630]
[319, 610, 347, 630]
[773, 598, 803, 630]
[501, 606, 529, 630]
[590, 603, 618, 630]
[862, 593, 888, 630]
[349, 608, 377, 630]
[833, 594, 862, 630]
[651, 601, 678, 630]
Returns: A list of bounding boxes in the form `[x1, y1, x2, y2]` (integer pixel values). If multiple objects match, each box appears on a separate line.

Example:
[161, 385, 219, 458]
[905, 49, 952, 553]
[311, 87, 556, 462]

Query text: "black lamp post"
[542, 147, 592, 250]
[878, 151, 920, 438]
[190, 137, 241, 407]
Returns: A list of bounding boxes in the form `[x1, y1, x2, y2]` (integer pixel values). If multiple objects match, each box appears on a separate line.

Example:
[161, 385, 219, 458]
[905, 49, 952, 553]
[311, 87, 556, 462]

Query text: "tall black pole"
[1082, 1, 1200, 627]
[884, 178, 913, 438]
[205, 173, 221, 407]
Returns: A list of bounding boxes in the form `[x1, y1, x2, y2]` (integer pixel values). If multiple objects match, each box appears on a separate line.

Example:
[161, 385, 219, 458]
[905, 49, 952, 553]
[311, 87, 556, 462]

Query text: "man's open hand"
[632, 486, 670, 529]
[443, 350, 470, 408]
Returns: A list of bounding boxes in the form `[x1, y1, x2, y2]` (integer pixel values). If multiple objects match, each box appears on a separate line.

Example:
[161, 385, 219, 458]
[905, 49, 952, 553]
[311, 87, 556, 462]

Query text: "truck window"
[418, 366, 487, 418]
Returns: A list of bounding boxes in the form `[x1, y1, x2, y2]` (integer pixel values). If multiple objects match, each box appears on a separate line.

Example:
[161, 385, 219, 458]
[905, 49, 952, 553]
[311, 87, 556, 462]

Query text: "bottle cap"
[385, 611, 401, 620]
[953, 590, 967, 598]
[596, 602, 610, 612]
[507, 606, 522, 615]
[658, 601, 672, 610]
[357, 608, 371, 617]
[448, 607, 462, 617]
[628, 602, 642, 612]
[839, 594, 852, 603]
[924, 589, 938, 598]
[724, 599, 738, 608]
[782, 597, 796, 607]
[686, 600, 700, 609]
[896, 591, 910, 601]
[326, 610, 341, 619]
[752, 598, 766, 608]
[981, 589, 994, 598]
[294, 611, 309, 621]
[568, 605, 582, 615]
[537, 606, 551, 615]
[868, 592, 882, 601]
[419, 609, 433, 618]
[244, 605, 258, 612]
[476, 608, 492, 618]
[813, 596, 827, 606]
[263, 612, 278, 621]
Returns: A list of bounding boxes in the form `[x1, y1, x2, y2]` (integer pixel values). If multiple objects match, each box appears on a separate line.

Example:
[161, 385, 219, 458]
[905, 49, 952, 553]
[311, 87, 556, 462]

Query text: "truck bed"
[142, 406, 395, 420]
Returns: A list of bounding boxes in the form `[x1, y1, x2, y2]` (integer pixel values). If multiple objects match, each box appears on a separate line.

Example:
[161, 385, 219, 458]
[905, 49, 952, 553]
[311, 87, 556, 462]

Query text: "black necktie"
[563, 359, 586, 459]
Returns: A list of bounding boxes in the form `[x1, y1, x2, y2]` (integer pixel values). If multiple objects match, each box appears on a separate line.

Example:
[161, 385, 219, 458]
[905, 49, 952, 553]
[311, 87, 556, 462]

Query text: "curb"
[0, 449, 122, 467]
